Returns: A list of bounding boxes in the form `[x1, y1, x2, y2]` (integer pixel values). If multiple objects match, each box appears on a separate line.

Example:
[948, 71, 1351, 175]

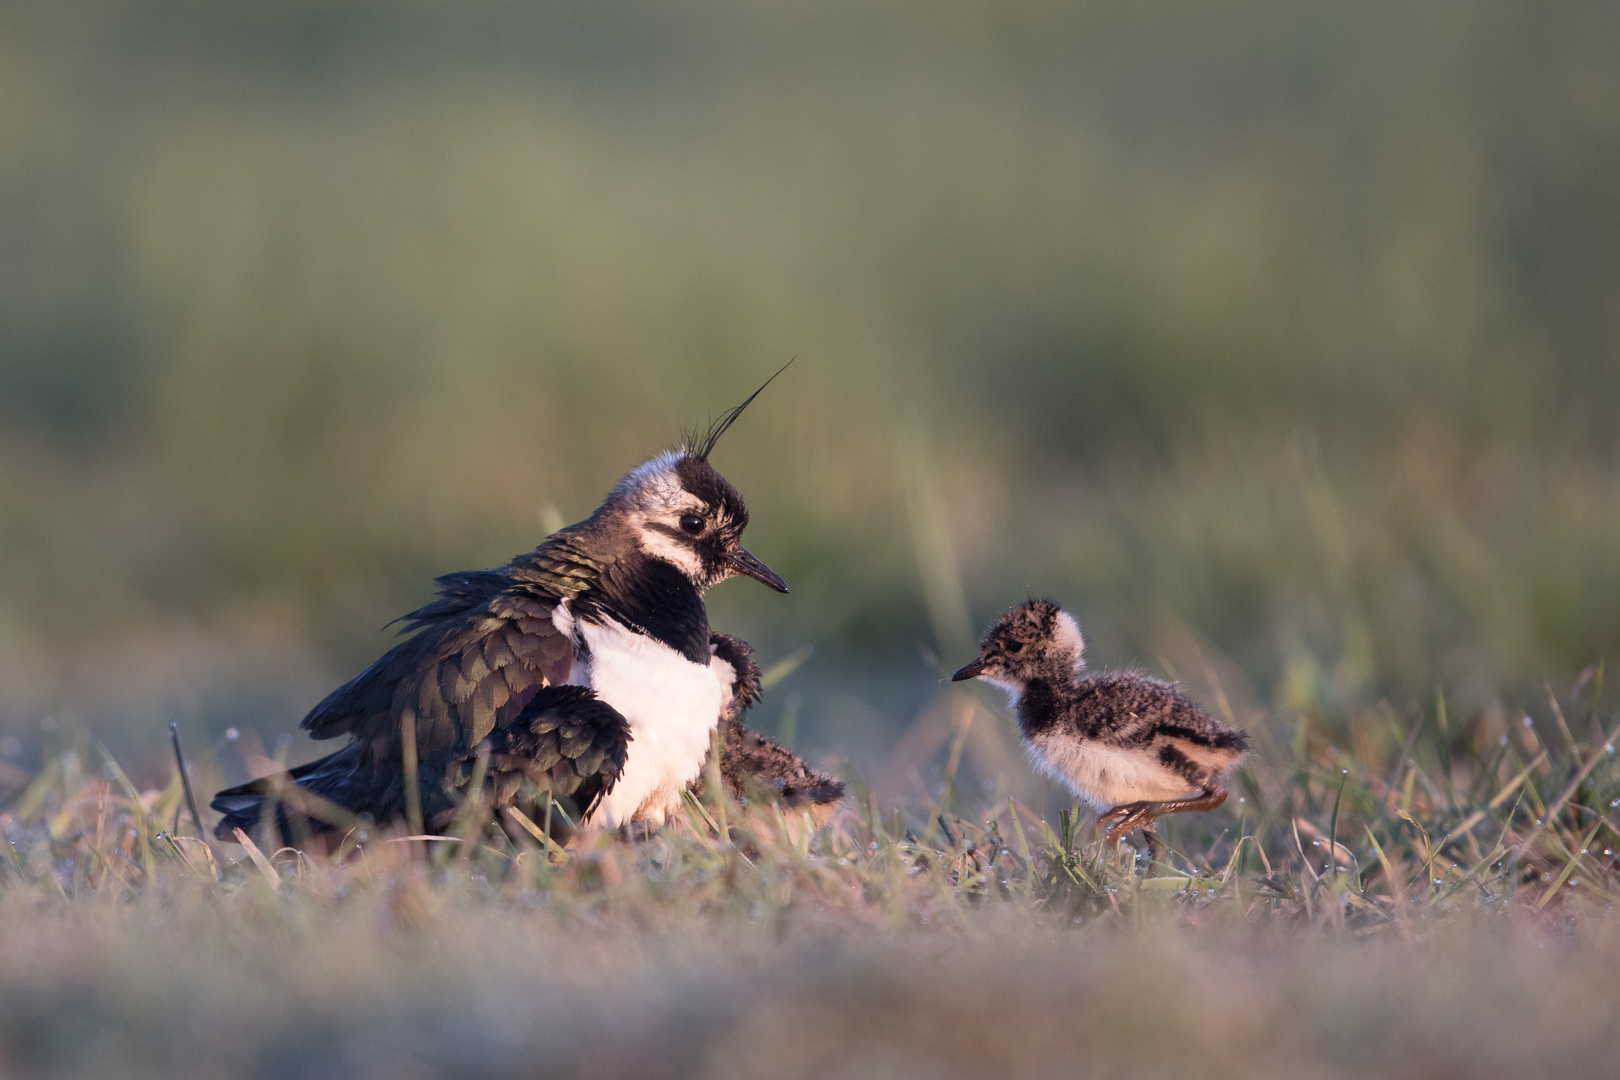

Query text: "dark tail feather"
[210, 783, 306, 844]
[210, 747, 366, 843]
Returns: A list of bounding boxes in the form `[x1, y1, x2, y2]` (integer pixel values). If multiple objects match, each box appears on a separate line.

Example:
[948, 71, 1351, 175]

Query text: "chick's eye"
[1005, 641, 1025, 654]
[679, 514, 706, 535]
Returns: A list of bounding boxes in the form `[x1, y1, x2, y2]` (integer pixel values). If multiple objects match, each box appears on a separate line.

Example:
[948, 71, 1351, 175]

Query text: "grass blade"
[231, 828, 281, 890]
[168, 722, 206, 842]
[1535, 821, 1602, 911]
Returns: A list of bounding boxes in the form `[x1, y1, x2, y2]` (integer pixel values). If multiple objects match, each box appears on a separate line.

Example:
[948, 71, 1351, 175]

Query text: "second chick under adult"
[692, 633, 845, 826]
[953, 599, 1247, 846]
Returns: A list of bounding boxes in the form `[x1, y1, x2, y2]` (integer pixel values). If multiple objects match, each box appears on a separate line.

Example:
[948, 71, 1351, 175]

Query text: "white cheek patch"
[981, 675, 1022, 711]
[619, 453, 723, 581]
[635, 519, 705, 580]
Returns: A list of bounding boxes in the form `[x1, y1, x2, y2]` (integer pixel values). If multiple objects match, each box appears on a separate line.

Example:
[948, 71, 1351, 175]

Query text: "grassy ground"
[4, 672, 1620, 1077]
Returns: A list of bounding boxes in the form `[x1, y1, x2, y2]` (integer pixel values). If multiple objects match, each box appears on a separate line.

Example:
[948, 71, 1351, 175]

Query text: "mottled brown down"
[692, 634, 845, 825]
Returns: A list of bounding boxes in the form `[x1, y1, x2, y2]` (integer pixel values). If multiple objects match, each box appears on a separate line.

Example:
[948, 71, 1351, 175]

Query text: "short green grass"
[4, 675, 1619, 1078]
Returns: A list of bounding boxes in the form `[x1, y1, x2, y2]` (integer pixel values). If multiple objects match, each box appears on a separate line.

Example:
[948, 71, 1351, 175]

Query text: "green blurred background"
[2, 0, 1617, 797]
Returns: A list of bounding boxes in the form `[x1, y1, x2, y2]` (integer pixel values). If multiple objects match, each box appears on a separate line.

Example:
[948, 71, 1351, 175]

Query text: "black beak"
[730, 546, 789, 593]
[951, 657, 988, 682]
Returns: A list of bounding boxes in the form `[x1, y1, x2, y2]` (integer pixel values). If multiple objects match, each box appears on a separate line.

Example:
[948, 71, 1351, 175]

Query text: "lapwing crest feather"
[684, 358, 794, 461]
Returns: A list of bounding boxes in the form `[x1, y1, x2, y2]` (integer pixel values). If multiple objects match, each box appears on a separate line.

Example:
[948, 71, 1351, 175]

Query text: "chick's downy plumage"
[954, 599, 1247, 843]
[693, 633, 845, 824]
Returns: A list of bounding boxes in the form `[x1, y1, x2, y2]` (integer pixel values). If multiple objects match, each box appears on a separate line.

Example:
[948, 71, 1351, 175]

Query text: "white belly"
[565, 611, 722, 828]
[1027, 733, 1199, 810]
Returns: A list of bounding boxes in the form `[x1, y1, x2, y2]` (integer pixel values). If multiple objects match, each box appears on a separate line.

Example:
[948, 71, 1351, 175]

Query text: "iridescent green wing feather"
[301, 531, 610, 766]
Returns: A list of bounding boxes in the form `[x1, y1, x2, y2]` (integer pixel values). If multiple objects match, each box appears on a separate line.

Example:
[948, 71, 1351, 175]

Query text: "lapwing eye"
[679, 513, 706, 535]
[1005, 640, 1025, 655]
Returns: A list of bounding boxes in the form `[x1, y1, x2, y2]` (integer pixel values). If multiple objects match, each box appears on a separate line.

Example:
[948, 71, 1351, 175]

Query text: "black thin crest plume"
[684, 358, 794, 461]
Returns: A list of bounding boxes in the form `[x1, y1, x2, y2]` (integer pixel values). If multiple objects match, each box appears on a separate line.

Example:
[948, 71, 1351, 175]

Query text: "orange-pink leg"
[1096, 783, 1228, 845]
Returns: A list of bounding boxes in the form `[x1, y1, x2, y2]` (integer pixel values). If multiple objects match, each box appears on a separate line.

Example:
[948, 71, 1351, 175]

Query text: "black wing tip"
[209, 797, 261, 839]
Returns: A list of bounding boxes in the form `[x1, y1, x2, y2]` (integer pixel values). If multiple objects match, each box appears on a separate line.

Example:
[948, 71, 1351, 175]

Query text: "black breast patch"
[577, 555, 712, 663]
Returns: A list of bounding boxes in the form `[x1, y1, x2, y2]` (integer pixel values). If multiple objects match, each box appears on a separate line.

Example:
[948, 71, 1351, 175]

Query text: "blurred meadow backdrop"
[4, 1, 1620, 1075]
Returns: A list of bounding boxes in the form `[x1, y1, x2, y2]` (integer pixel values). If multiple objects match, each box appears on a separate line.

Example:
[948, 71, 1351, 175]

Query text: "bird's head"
[566, 362, 793, 598]
[601, 449, 788, 594]
[951, 598, 1085, 689]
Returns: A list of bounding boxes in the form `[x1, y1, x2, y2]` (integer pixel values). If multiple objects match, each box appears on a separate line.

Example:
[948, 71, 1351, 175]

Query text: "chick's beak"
[730, 546, 789, 593]
[951, 656, 988, 682]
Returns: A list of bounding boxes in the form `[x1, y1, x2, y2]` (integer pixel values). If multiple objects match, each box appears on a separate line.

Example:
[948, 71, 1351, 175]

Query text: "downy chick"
[953, 599, 1247, 844]
[696, 633, 845, 825]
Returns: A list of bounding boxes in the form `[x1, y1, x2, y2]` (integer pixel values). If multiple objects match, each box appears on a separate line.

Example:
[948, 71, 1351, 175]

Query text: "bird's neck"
[1014, 675, 1065, 737]
[513, 520, 713, 665]
[580, 551, 712, 664]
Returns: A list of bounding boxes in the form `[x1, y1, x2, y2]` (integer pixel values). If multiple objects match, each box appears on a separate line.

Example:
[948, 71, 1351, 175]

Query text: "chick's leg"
[1153, 782, 1228, 818]
[1099, 784, 1228, 845]
[1097, 801, 1156, 844]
